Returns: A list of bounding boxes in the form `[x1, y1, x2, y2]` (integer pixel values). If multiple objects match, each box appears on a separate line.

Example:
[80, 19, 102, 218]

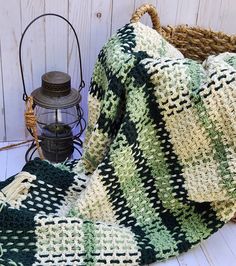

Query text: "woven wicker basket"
[131, 4, 236, 223]
[131, 4, 236, 61]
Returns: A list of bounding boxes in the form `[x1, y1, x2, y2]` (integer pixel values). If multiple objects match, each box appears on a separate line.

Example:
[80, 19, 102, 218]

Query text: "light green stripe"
[225, 55, 236, 69]
[126, 84, 213, 242]
[158, 39, 167, 57]
[102, 90, 121, 120]
[188, 60, 236, 199]
[82, 221, 96, 266]
[92, 61, 108, 93]
[110, 134, 179, 257]
[103, 35, 135, 83]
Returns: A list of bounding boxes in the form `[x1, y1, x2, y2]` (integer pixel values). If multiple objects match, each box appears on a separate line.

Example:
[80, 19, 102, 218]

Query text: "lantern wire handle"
[19, 13, 85, 101]
[24, 96, 44, 160]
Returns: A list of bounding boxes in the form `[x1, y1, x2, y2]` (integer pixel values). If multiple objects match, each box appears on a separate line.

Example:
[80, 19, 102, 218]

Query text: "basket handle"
[130, 4, 161, 33]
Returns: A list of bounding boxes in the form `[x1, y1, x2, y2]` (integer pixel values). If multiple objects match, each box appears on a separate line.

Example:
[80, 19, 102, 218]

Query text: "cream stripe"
[33, 217, 85, 266]
[74, 170, 117, 224]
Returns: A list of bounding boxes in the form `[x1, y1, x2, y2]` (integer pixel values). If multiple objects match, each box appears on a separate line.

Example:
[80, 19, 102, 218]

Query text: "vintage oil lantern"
[19, 14, 86, 163]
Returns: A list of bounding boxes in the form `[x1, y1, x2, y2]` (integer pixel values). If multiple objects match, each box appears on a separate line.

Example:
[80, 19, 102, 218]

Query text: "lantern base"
[25, 139, 83, 163]
[41, 136, 74, 163]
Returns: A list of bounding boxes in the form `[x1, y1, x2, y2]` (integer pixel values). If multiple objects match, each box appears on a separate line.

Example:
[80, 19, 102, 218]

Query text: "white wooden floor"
[0, 141, 236, 266]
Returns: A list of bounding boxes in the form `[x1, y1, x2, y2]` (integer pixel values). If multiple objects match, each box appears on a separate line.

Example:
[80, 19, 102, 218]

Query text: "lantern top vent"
[42, 71, 71, 96]
[31, 71, 81, 109]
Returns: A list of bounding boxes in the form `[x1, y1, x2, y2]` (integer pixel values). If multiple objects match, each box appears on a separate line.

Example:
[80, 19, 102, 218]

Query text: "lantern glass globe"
[35, 105, 79, 136]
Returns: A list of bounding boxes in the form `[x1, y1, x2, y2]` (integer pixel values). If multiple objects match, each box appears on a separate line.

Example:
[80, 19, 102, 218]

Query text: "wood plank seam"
[0, 41, 7, 141]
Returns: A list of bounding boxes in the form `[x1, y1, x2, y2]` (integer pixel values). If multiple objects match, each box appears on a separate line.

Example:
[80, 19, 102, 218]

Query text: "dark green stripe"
[22, 158, 78, 214]
[122, 115, 191, 253]
[0, 205, 37, 265]
[98, 155, 156, 265]
[129, 53, 190, 203]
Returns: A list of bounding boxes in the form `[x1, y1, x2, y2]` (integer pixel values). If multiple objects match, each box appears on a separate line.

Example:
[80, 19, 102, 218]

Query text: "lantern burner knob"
[42, 71, 71, 96]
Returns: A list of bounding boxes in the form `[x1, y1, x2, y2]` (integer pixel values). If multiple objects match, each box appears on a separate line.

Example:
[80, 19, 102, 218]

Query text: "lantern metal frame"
[19, 13, 86, 162]
[25, 104, 86, 162]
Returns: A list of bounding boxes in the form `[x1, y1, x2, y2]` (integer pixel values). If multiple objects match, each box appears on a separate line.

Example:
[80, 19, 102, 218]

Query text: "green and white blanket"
[1, 22, 236, 265]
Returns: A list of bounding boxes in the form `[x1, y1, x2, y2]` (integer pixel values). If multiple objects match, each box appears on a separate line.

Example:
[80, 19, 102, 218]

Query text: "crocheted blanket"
[1, 22, 236, 266]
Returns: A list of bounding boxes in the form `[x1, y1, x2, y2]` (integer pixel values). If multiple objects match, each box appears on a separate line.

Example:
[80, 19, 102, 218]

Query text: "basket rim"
[130, 4, 236, 40]
[161, 24, 236, 38]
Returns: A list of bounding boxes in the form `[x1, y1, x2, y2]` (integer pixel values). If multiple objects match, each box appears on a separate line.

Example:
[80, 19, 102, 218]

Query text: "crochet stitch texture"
[0, 22, 236, 265]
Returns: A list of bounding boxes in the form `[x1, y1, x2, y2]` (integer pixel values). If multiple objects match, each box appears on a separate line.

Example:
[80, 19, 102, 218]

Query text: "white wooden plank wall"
[0, 0, 236, 141]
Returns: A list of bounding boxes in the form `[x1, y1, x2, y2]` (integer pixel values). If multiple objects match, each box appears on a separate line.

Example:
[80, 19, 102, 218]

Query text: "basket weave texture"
[130, 4, 236, 62]
[131, 4, 236, 222]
